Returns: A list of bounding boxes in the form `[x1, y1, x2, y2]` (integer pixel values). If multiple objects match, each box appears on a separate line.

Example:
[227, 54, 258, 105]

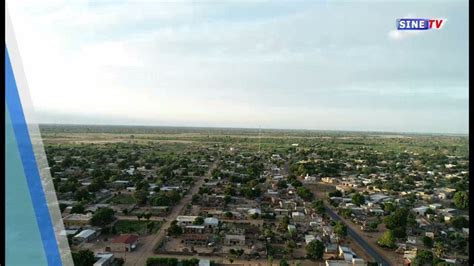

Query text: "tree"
[384, 208, 409, 234]
[306, 240, 324, 260]
[277, 180, 288, 189]
[143, 212, 152, 221]
[334, 222, 347, 238]
[311, 200, 325, 214]
[285, 240, 296, 255]
[377, 230, 396, 249]
[75, 189, 91, 202]
[146, 257, 178, 266]
[72, 249, 96, 266]
[451, 216, 469, 229]
[182, 258, 200, 266]
[91, 208, 115, 227]
[71, 203, 85, 214]
[383, 202, 396, 213]
[137, 213, 143, 221]
[422, 236, 433, 248]
[115, 257, 125, 266]
[296, 187, 314, 201]
[168, 220, 183, 236]
[134, 190, 148, 205]
[433, 241, 444, 258]
[453, 191, 469, 209]
[413, 250, 433, 266]
[351, 193, 365, 206]
[328, 190, 342, 197]
[280, 259, 290, 266]
[193, 216, 204, 225]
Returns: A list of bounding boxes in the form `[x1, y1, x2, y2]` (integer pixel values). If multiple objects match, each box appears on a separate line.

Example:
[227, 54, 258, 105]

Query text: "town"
[41, 125, 469, 266]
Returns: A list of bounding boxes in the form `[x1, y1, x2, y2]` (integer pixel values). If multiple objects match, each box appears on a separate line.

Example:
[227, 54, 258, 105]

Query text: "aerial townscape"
[42, 125, 469, 266]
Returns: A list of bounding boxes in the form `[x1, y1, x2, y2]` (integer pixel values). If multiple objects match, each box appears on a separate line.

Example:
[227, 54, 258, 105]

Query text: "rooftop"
[112, 234, 139, 244]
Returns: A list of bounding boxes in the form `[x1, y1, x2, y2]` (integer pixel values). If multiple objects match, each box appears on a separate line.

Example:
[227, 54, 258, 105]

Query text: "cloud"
[388, 29, 423, 40]
[6, 0, 469, 133]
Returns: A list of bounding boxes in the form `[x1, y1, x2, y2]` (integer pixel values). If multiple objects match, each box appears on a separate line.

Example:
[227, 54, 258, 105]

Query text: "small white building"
[93, 253, 114, 266]
[73, 229, 98, 244]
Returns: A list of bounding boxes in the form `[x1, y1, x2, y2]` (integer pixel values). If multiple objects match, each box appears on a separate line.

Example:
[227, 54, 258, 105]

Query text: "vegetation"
[377, 230, 396, 249]
[91, 208, 115, 227]
[113, 220, 161, 234]
[72, 249, 96, 266]
[306, 240, 325, 260]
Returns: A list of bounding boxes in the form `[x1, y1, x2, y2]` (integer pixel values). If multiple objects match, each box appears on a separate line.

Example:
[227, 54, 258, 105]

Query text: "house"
[199, 259, 211, 266]
[93, 253, 114, 266]
[224, 235, 245, 246]
[184, 225, 205, 234]
[176, 216, 198, 226]
[183, 234, 210, 246]
[204, 217, 219, 229]
[248, 208, 261, 217]
[160, 186, 180, 191]
[338, 246, 356, 262]
[105, 234, 139, 252]
[73, 229, 98, 244]
[111, 180, 130, 189]
[304, 174, 319, 184]
[406, 236, 417, 245]
[325, 260, 351, 266]
[305, 235, 316, 245]
[287, 225, 297, 235]
[413, 206, 429, 216]
[292, 212, 306, 222]
[369, 193, 390, 203]
[63, 213, 92, 227]
[325, 243, 338, 254]
[322, 177, 337, 184]
[325, 258, 364, 266]
[429, 203, 442, 210]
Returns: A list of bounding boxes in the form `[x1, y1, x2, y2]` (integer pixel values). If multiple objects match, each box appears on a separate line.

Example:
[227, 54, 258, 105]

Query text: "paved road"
[130, 160, 220, 266]
[325, 207, 391, 266]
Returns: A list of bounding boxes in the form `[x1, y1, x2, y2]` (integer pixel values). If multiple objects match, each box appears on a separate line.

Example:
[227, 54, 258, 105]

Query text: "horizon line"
[37, 122, 469, 136]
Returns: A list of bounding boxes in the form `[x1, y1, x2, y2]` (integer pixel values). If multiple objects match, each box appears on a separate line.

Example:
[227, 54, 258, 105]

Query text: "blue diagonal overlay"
[5, 46, 62, 266]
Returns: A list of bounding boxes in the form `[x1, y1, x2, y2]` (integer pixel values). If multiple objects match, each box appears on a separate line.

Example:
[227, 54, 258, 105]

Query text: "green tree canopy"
[91, 208, 115, 227]
[453, 191, 469, 209]
[377, 230, 396, 249]
[306, 240, 324, 260]
[72, 249, 96, 266]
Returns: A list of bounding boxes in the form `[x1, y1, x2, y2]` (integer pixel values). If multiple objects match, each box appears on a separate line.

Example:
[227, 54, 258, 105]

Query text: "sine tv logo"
[397, 18, 445, 30]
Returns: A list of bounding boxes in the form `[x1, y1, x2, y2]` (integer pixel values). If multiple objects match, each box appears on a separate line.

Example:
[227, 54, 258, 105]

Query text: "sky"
[7, 0, 469, 134]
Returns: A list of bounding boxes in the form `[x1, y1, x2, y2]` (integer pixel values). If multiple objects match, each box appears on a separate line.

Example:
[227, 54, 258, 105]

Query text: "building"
[287, 225, 297, 235]
[292, 212, 306, 222]
[176, 216, 198, 226]
[63, 213, 92, 227]
[305, 235, 316, 245]
[105, 234, 139, 252]
[338, 246, 357, 262]
[183, 234, 210, 246]
[184, 225, 205, 234]
[413, 206, 429, 216]
[73, 229, 98, 244]
[93, 253, 114, 266]
[199, 259, 211, 266]
[224, 235, 245, 246]
[322, 177, 337, 184]
[204, 217, 219, 229]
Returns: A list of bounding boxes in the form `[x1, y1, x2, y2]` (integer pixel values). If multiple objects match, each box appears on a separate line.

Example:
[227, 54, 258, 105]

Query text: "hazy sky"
[8, 0, 469, 133]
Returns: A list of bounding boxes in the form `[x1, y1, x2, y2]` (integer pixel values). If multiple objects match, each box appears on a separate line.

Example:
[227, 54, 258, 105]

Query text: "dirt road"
[129, 159, 220, 266]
